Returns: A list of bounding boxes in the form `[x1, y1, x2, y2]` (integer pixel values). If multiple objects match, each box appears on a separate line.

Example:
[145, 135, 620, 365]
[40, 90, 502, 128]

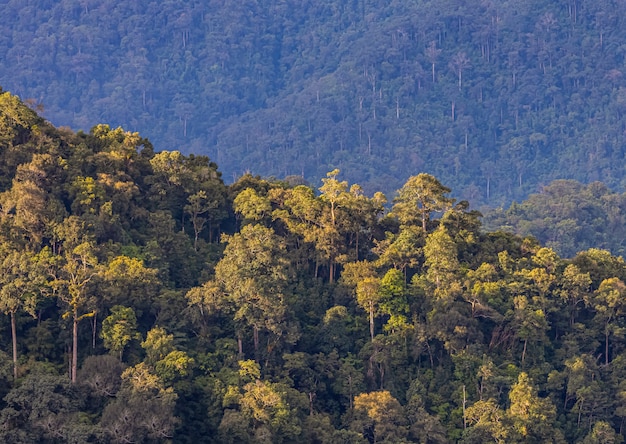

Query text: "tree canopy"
[4, 0, 626, 206]
[1, 88, 626, 442]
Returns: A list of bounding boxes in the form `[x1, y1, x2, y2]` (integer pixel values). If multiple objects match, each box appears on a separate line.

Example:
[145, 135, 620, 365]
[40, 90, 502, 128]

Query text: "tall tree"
[149, 150, 227, 243]
[53, 239, 101, 383]
[318, 169, 349, 283]
[343, 260, 380, 341]
[423, 225, 461, 299]
[392, 173, 454, 231]
[593, 277, 626, 365]
[463, 399, 507, 443]
[214, 224, 294, 360]
[559, 264, 592, 328]
[507, 372, 559, 442]
[0, 154, 67, 249]
[0, 248, 51, 379]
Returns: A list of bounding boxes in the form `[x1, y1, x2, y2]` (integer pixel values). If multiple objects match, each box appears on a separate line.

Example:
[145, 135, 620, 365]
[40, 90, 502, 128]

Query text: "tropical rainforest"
[3, 0, 626, 205]
[1, 89, 626, 443]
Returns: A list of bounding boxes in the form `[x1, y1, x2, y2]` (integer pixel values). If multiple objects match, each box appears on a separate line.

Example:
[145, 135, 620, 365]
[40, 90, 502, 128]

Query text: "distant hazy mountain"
[2, 0, 626, 205]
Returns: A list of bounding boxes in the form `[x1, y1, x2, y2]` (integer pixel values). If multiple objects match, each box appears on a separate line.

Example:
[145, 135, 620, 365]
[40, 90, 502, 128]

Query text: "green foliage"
[101, 305, 139, 360]
[9, 0, 626, 210]
[351, 390, 409, 443]
[142, 326, 176, 366]
[393, 173, 454, 231]
[0, 370, 95, 442]
[213, 223, 296, 359]
[485, 180, 626, 258]
[100, 362, 179, 442]
[2, 89, 626, 441]
[507, 372, 558, 442]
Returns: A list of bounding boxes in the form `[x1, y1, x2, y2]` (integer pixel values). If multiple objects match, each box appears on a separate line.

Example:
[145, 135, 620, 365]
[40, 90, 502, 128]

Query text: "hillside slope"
[2, 0, 626, 204]
[3, 90, 626, 442]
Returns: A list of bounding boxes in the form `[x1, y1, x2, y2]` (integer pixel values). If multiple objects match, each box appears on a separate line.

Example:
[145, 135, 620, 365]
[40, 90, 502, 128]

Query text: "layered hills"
[2, 0, 626, 205]
[2, 87, 626, 442]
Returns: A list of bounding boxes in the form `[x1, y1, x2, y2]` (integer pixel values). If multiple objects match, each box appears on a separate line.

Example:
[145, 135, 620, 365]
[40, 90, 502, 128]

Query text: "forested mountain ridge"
[3, 0, 626, 204]
[3, 90, 626, 442]
[484, 180, 626, 258]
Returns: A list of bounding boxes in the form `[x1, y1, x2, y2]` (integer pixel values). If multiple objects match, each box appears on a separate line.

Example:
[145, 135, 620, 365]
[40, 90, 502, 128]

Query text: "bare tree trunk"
[369, 302, 375, 341]
[348, 374, 353, 410]
[72, 310, 78, 383]
[577, 399, 584, 427]
[253, 326, 259, 361]
[308, 392, 314, 416]
[462, 385, 467, 429]
[11, 311, 17, 380]
[426, 341, 434, 368]
[92, 312, 97, 349]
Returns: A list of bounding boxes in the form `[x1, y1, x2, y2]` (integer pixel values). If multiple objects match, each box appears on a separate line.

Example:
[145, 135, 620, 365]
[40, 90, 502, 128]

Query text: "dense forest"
[484, 180, 626, 259]
[3, 89, 626, 443]
[3, 0, 626, 204]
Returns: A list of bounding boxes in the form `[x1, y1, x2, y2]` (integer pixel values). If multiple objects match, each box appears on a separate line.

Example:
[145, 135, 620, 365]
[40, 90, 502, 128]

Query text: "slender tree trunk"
[369, 301, 375, 341]
[92, 312, 97, 349]
[237, 332, 243, 358]
[308, 392, 314, 416]
[426, 341, 434, 368]
[606, 330, 610, 365]
[10, 311, 17, 380]
[348, 374, 353, 410]
[72, 308, 78, 383]
[521, 338, 527, 366]
[462, 385, 467, 429]
[253, 325, 259, 361]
